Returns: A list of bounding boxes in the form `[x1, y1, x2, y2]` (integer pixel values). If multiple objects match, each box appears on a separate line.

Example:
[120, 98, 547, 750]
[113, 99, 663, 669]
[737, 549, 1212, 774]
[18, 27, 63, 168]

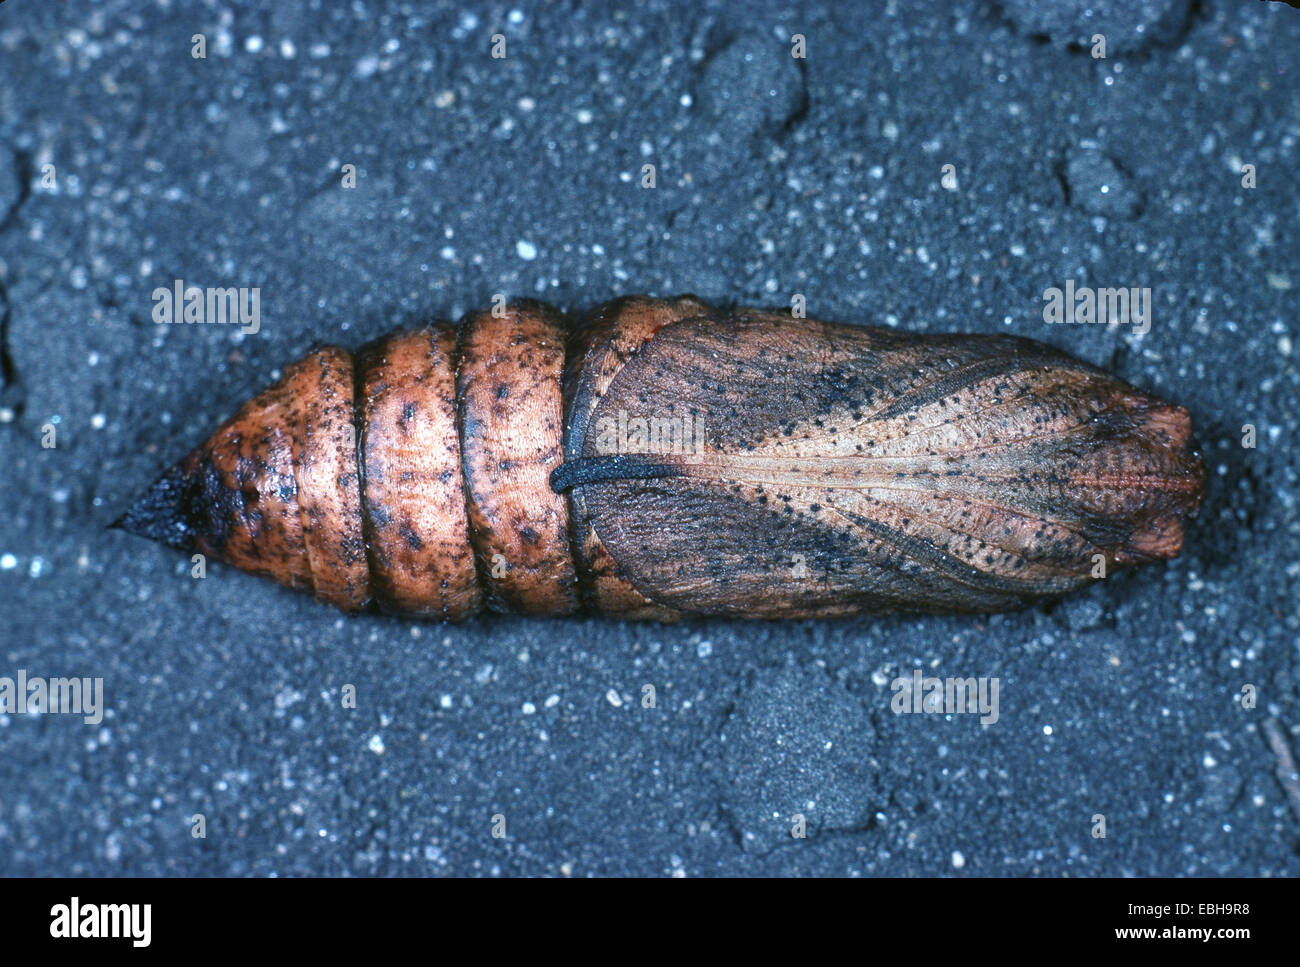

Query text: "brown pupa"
[116, 295, 1206, 621]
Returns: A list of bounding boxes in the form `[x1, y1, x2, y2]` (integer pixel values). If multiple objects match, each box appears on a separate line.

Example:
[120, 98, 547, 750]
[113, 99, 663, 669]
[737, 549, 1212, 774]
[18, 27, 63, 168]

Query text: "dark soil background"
[0, 0, 1297, 876]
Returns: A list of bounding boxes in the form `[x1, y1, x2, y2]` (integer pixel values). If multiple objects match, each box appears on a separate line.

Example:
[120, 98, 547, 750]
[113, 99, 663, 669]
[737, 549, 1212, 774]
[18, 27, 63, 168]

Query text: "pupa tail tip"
[112, 461, 203, 551]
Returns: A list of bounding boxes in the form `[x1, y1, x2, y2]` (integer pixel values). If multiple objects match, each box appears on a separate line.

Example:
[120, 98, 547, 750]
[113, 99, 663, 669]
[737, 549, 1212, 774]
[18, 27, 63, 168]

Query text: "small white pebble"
[522, 702, 536, 715]
[516, 240, 537, 260]
[0, 553, 17, 570]
[1043, 725, 1053, 736]
[439, 694, 453, 709]
[245, 35, 263, 53]
[91, 413, 106, 430]
[605, 689, 623, 708]
[952, 850, 965, 869]
[576, 108, 594, 124]
[368, 734, 385, 754]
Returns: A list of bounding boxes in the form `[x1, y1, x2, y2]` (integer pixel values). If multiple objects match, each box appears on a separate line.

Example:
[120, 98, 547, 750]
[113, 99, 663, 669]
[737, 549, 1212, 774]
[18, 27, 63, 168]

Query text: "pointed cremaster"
[115, 347, 371, 610]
